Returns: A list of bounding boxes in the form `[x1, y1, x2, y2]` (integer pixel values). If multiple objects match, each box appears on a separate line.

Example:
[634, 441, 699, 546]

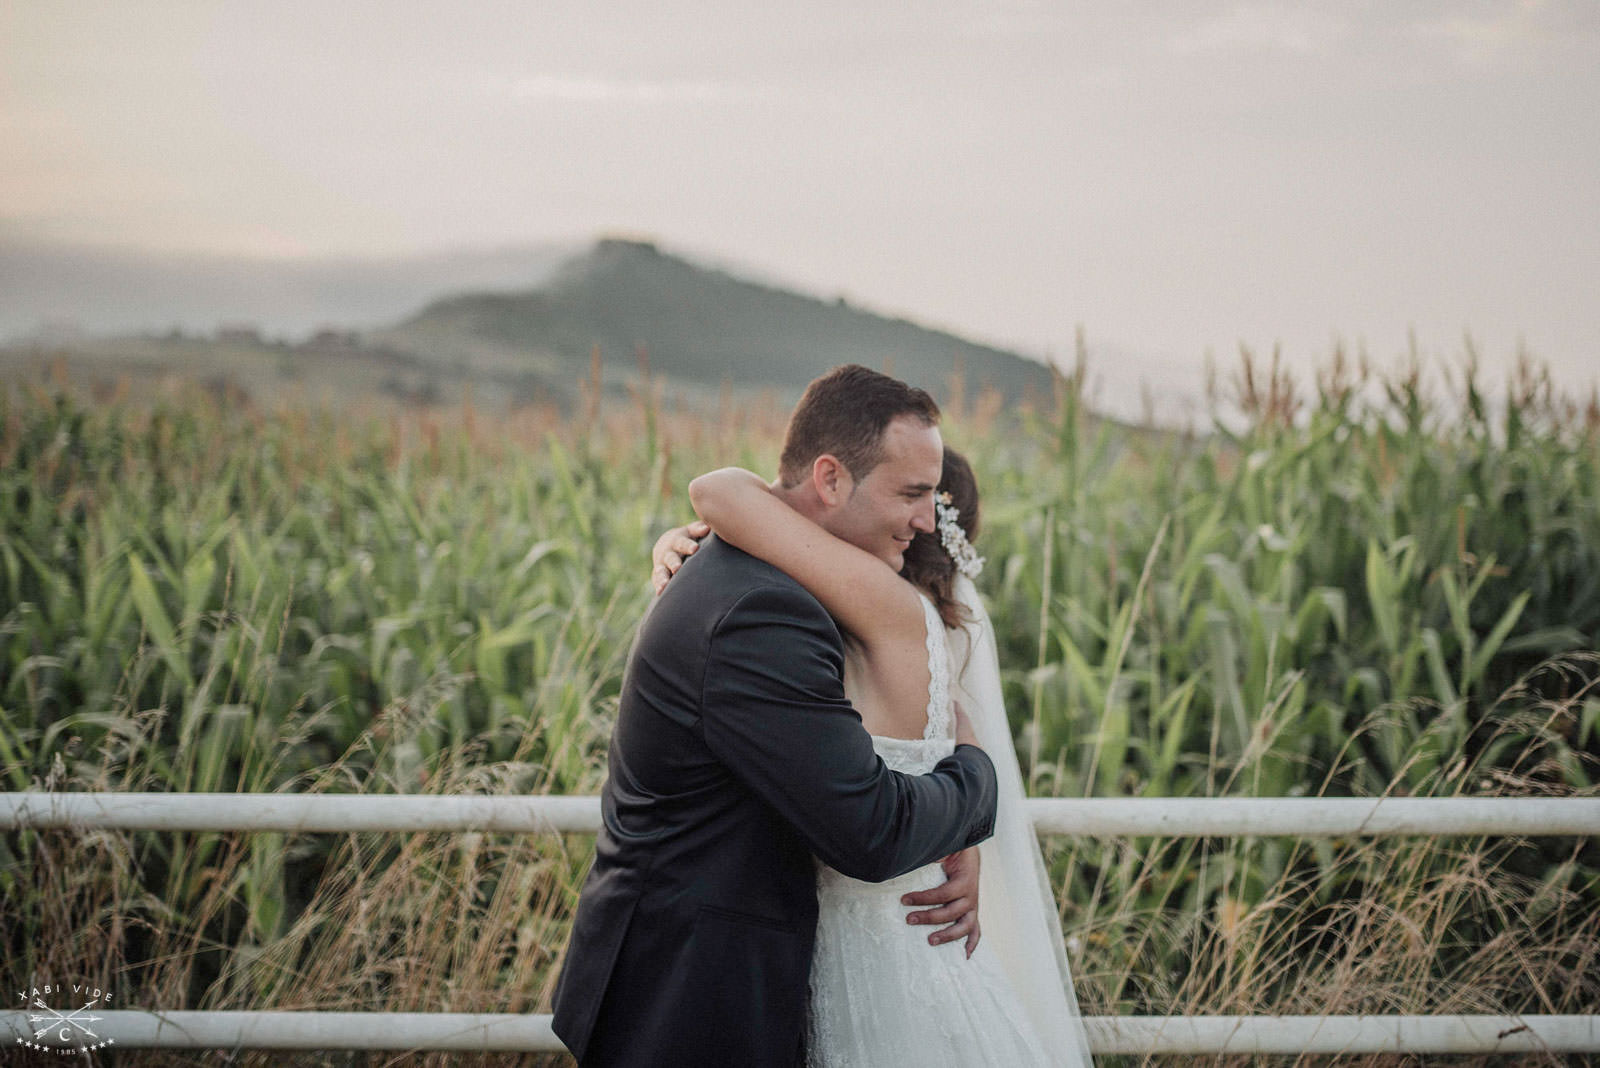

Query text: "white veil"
[949, 574, 1094, 1066]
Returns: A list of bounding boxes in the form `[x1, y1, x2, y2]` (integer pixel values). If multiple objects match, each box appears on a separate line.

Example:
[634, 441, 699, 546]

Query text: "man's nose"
[911, 498, 936, 534]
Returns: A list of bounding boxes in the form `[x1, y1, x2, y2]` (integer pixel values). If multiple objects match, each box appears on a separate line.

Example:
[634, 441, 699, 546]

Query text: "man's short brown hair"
[778, 365, 941, 488]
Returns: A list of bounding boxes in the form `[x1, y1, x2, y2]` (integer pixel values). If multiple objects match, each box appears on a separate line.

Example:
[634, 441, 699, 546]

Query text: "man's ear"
[811, 454, 854, 507]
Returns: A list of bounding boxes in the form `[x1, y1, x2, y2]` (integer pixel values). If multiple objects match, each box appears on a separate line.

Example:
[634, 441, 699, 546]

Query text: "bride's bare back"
[841, 638, 933, 740]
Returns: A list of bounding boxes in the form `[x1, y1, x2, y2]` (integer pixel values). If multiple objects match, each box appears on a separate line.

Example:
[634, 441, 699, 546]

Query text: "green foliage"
[976, 356, 1600, 805]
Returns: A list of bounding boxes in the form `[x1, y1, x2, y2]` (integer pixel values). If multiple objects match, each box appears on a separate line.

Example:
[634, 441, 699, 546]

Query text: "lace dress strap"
[920, 593, 952, 742]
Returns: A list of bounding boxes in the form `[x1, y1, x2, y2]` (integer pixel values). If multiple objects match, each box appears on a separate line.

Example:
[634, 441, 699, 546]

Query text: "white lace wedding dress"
[806, 589, 1094, 1067]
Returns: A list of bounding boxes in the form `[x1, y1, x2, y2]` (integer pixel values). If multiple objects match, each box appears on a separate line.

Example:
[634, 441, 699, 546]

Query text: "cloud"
[1169, 5, 1345, 56]
[1412, 0, 1572, 63]
[506, 75, 728, 103]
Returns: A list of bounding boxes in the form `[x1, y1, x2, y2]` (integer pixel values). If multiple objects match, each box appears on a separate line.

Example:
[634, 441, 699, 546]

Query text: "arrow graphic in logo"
[29, 997, 103, 1041]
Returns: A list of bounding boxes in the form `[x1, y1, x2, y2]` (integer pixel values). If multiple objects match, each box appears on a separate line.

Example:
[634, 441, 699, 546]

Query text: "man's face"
[824, 415, 942, 570]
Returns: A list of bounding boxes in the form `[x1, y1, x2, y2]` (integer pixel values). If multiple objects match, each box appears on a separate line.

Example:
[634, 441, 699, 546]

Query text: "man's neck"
[771, 480, 829, 527]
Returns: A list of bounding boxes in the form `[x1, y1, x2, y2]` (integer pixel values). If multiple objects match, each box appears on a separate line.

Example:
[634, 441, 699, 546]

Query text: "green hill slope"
[379, 238, 1058, 405]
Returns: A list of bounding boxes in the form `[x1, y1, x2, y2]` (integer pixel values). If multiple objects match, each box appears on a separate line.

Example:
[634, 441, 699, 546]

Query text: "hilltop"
[376, 239, 1058, 407]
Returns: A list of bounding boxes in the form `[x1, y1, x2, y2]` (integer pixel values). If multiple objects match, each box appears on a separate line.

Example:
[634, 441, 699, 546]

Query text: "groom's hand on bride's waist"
[901, 846, 981, 959]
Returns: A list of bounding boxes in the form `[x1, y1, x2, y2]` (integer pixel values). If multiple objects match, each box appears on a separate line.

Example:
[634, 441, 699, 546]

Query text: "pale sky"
[4, 1, 1597, 419]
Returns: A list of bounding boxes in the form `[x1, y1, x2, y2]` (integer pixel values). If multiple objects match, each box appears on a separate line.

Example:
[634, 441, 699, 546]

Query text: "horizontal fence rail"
[2, 1011, 1596, 1055]
[8, 791, 1597, 1056]
[6, 792, 1600, 836]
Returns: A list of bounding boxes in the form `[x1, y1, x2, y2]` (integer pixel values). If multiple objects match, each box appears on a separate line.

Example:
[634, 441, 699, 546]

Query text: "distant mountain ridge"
[379, 238, 1058, 405]
[0, 238, 574, 341]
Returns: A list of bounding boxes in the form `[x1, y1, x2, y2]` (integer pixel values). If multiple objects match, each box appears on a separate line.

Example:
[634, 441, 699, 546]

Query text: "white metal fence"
[5, 792, 1598, 1058]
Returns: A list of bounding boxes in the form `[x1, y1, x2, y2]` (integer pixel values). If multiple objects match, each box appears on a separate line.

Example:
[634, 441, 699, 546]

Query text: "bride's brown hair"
[901, 447, 979, 630]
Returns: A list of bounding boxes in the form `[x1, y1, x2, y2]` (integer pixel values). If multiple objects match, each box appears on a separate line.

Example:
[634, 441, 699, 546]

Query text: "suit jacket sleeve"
[699, 582, 998, 883]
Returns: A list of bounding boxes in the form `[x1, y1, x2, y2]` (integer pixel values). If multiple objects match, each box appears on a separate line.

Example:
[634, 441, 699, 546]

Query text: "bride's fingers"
[649, 522, 709, 594]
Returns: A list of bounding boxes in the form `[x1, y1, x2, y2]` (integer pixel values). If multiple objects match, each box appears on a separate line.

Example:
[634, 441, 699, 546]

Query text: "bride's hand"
[650, 520, 710, 594]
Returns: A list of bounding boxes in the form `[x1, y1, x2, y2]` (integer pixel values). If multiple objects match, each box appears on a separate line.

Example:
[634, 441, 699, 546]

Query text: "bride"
[653, 448, 1093, 1067]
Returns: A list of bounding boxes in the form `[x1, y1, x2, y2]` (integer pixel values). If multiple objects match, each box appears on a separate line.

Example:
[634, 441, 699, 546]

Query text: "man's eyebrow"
[903, 481, 937, 493]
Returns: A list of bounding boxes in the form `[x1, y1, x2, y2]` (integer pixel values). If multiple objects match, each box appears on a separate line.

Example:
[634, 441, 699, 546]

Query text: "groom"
[552, 365, 1000, 1067]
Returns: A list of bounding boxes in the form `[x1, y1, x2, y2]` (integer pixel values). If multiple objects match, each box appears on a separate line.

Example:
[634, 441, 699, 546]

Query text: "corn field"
[2, 352, 1598, 1066]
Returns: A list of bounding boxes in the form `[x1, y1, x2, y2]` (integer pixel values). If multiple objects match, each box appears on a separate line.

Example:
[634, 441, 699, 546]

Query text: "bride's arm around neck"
[687, 467, 923, 651]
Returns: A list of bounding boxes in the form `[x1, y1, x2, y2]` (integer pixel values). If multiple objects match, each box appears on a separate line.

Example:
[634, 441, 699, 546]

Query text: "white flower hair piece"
[935, 491, 985, 578]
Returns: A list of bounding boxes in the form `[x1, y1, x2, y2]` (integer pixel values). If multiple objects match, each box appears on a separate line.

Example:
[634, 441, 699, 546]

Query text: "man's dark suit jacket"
[551, 536, 999, 1067]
